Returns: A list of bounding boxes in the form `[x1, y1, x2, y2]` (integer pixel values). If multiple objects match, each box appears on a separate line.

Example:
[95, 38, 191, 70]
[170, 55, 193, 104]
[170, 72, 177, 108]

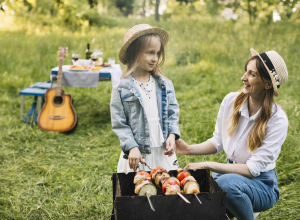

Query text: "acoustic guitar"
[38, 46, 77, 133]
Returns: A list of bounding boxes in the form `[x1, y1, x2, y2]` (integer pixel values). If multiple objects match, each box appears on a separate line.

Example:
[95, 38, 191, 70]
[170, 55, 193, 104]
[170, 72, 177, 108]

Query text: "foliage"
[0, 0, 118, 30]
[1, 0, 300, 27]
[1, 17, 300, 219]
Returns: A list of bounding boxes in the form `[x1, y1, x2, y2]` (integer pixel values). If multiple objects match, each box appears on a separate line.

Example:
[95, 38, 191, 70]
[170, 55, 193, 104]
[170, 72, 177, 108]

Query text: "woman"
[175, 48, 288, 220]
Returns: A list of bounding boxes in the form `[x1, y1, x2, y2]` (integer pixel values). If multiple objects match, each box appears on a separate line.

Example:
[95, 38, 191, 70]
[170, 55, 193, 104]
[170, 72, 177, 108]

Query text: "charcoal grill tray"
[111, 169, 229, 220]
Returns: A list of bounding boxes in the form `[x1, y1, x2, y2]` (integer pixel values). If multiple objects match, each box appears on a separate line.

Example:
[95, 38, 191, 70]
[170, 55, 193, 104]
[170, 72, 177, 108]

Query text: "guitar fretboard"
[55, 58, 64, 96]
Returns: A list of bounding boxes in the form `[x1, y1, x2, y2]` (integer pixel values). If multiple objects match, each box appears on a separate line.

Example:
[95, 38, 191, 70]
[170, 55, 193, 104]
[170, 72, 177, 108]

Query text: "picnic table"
[50, 64, 122, 87]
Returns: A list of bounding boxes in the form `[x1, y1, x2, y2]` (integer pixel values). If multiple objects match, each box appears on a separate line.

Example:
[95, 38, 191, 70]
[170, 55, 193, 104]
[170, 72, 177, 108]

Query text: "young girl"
[110, 24, 180, 173]
[175, 48, 288, 219]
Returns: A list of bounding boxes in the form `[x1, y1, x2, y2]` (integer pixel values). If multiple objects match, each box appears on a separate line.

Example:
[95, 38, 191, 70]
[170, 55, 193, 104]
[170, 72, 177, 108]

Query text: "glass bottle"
[86, 43, 92, 60]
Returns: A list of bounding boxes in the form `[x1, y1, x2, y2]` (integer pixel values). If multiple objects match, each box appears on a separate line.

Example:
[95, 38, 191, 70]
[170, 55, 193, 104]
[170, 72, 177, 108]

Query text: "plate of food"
[91, 66, 102, 71]
[70, 65, 91, 71]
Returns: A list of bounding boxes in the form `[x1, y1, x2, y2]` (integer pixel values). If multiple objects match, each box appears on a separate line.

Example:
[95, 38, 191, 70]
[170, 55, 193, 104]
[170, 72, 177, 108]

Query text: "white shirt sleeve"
[208, 93, 234, 154]
[246, 111, 288, 177]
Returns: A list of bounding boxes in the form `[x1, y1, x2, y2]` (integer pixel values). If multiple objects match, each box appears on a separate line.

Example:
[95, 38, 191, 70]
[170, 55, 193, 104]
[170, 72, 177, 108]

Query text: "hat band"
[259, 52, 280, 89]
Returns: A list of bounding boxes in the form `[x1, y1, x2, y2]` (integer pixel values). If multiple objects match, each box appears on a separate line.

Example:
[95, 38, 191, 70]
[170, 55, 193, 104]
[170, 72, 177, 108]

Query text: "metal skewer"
[146, 192, 155, 211]
[225, 213, 230, 220]
[194, 193, 202, 204]
[176, 192, 191, 204]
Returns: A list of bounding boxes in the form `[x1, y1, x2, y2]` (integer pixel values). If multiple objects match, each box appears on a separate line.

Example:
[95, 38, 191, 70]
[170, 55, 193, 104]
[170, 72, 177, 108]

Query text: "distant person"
[175, 48, 288, 220]
[111, 24, 180, 173]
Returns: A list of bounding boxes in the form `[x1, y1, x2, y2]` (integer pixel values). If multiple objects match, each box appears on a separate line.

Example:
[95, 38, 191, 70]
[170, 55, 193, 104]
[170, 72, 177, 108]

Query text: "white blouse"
[208, 92, 288, 177]
[133, 75, 165, 148]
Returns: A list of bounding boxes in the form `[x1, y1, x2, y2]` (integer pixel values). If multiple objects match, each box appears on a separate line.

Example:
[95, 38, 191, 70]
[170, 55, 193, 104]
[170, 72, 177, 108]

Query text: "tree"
[155, 0, 159, 21]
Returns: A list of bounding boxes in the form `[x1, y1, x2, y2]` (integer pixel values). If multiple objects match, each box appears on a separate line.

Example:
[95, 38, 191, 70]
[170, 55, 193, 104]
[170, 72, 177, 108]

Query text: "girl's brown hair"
[120, 34, 167, 79]
[227, 55, 277, 153]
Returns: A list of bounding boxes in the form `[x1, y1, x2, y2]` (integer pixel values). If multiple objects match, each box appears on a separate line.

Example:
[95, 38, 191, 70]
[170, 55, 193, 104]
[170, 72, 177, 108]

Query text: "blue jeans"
[212, 169, 280, 220]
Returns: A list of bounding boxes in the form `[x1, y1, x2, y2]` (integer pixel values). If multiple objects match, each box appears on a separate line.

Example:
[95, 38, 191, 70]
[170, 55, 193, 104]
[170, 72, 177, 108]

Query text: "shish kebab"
[177, 168, 202, 204]
[134, 167, 202, 205]
[134, 168, 190, 204]
[150, 167, 190, 203]
[133, 171, 156, 211]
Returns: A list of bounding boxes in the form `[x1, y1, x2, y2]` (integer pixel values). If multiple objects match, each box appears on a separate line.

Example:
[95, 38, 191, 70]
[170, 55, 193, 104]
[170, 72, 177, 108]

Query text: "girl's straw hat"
[119, 24, 169, 65]
[250, 48, 288, 97]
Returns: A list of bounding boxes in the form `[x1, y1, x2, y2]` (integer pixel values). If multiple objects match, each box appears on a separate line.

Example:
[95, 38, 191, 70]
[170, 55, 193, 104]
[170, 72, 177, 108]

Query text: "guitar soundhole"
[54, 96, 63, 105]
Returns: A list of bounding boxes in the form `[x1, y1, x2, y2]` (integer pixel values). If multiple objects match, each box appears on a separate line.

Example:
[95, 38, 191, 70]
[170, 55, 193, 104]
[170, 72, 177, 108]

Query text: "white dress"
[117, 75, 179, 173]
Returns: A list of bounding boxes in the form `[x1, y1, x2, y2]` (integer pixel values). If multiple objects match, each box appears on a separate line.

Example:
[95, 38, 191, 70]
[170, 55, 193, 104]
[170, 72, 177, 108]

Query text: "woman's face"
[137, 36, 161, 72]
[241, 59, 269, 98]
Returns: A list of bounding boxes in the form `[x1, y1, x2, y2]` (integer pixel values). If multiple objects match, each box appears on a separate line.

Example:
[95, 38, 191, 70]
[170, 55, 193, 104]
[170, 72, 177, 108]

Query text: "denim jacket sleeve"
[110, 86, 138, 153]
[167, 81, 180, 140]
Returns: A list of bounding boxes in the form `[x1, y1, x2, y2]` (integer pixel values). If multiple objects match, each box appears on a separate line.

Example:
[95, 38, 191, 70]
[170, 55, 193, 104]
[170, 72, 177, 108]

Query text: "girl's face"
[137, 36, 161, 73]
[241, 59, 270, 98]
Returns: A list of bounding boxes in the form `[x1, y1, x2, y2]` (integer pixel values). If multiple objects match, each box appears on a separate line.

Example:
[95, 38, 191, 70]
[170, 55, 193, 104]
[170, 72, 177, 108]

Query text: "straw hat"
[119, 24, 169, 65]
[250, 48, 288, 97]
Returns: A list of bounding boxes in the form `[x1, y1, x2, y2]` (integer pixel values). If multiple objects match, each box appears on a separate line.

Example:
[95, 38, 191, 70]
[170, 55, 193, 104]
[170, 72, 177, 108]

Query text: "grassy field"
[0, 17, 300, 219]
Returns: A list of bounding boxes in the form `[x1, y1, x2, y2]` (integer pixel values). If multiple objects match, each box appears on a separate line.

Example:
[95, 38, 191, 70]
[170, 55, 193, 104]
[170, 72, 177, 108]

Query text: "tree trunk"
[155, 0, 160, 22]
[247, 0, 252, 24]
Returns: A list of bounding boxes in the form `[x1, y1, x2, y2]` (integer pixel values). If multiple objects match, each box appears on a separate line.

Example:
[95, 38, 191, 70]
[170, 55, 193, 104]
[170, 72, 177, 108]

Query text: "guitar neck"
[55, 58, 64, 96]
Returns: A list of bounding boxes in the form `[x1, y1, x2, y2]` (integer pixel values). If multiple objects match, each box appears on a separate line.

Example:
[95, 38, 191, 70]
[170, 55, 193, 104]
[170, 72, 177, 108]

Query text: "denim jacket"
[110, 73, 180, 155]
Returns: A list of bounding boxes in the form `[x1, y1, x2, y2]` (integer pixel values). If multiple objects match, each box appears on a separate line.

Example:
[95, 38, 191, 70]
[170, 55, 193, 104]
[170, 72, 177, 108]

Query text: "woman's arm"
[175, 139, 217, 155]
[184, 162, 253, 179]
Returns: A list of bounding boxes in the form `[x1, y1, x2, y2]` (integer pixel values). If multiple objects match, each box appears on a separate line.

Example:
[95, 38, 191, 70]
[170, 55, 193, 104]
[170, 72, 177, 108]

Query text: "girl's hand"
[164, 134, 176, 157]
[128, 147, 144, 171]
[184, 162, 209, 171]
[174, 139, 190, 155]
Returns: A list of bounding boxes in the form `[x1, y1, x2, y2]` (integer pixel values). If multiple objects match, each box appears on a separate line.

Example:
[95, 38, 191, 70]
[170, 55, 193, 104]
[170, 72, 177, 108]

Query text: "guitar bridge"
[49, 115, 66, 120]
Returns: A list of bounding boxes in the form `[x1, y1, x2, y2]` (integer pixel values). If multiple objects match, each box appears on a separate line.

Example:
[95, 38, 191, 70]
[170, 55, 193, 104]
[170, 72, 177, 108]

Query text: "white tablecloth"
[51, 64, 122, 88]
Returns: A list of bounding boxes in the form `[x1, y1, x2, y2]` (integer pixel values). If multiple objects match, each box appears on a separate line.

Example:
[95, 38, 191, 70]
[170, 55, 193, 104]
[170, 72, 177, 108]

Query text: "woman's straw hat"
[119, 24, 169, 65]
[250, 48, 288, 97]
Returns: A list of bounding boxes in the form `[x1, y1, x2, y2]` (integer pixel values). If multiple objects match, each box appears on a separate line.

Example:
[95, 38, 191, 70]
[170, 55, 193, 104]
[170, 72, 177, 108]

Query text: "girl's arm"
[184, 162, 253, 179]
[111, 87, 144, 171]
[164, 81, 180, 156]
[167, 81, 180, 140]
[110, 87, 139, 154]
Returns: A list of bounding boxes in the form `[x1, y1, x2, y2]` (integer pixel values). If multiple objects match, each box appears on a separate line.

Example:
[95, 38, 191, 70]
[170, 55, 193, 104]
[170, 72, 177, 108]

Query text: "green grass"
[0, 18, 300, 219]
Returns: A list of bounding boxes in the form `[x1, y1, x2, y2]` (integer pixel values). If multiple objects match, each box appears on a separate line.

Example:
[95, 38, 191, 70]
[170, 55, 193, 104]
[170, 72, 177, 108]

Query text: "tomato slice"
[177, 171, 191, 182]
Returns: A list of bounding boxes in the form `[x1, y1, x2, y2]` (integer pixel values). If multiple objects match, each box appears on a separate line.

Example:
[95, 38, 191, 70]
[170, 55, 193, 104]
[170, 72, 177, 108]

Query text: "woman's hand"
[128, 147, 144, 171]
[174, 139, 191, 155]
[164, 134, 176, 157]
[184, 162, 209, 171]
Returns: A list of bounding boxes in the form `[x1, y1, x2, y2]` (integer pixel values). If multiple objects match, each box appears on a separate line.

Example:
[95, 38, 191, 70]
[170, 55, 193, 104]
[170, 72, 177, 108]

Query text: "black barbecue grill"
[111, 169, 234, 220]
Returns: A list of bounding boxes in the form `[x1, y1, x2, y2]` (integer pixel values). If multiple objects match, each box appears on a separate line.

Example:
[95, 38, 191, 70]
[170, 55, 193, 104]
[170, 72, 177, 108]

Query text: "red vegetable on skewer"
[176, 168, 191, 182]
[133, 171, 151, 184]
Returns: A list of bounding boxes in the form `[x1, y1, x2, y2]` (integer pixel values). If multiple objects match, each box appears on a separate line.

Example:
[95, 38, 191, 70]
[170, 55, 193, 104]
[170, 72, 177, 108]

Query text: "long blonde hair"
[227, 56, 276, 153]
[121, 34, 167, 79]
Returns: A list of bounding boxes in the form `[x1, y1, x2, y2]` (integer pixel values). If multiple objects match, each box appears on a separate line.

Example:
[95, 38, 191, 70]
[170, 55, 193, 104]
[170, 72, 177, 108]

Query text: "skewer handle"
[146, 192, 155, 211]
[177, 192, 191, 204]
[194, 193, 202, 204]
